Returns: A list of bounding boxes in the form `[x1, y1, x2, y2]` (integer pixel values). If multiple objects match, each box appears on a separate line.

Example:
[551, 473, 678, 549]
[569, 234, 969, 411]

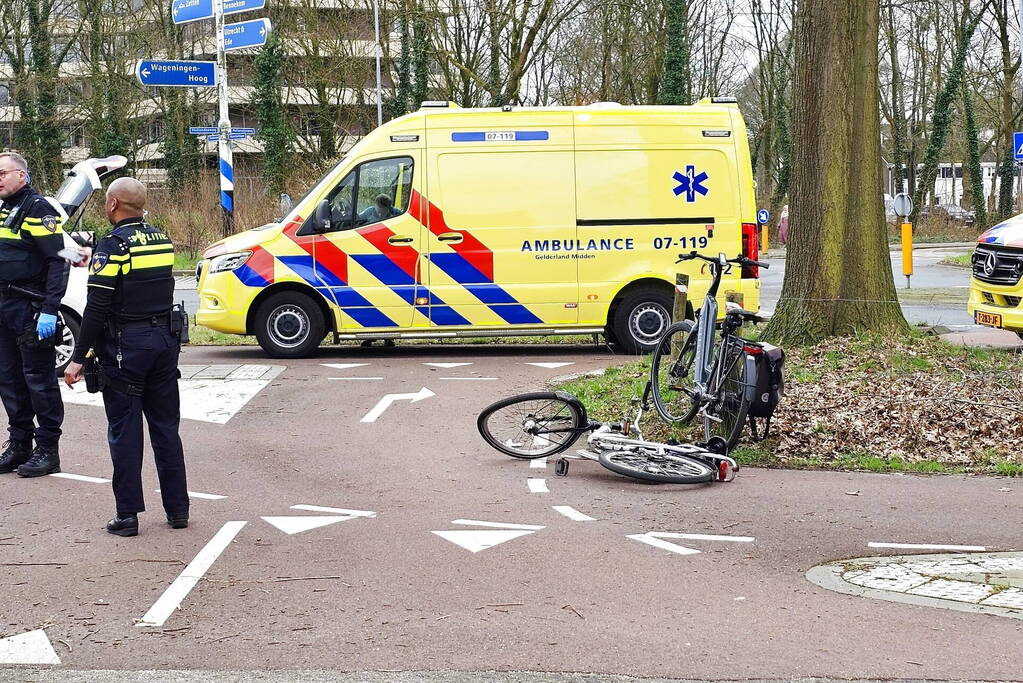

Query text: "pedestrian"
[0, 152, 69, 478]
[63, 178, 189, 537]
[778, 204, 789, 245]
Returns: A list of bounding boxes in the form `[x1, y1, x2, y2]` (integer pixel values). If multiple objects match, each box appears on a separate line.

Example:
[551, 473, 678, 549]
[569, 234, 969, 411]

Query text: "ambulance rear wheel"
[255, 291, 325, 358]
[611, 287, 674, 355]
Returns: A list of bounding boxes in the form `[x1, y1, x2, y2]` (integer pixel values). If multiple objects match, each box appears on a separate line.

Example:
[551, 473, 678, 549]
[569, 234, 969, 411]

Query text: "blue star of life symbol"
[672, 165, 709, 203]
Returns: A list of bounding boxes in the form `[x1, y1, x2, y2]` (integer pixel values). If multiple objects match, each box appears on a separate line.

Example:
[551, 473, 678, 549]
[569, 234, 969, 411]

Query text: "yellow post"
[762, 224, 769, 252]
[901, 222, 913, 288]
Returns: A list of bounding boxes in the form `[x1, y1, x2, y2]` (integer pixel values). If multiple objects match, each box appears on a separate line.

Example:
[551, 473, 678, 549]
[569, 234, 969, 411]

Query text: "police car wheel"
[611, 287, 673, 355]
[255, 292, 325, 359]
[54, 313, 80, 375]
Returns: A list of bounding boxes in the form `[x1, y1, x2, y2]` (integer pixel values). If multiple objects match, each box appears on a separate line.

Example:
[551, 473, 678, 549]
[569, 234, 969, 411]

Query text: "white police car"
[47, 155, 128, 372]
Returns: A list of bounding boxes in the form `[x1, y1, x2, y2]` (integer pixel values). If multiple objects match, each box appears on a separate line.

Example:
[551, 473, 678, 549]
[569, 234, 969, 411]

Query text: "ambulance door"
[422, 113, 578, 327]
[308, 153, 424, 330]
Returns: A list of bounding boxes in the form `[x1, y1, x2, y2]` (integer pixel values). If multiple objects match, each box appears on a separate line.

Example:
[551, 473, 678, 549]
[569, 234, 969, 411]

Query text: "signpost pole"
[215, 0, 235, 237]
[373, 0, 383, 127]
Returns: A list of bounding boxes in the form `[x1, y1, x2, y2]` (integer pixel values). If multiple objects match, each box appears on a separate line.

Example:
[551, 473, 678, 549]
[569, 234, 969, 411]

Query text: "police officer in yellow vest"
[64, 178, 188, 537]
[0, 152, 68, 478]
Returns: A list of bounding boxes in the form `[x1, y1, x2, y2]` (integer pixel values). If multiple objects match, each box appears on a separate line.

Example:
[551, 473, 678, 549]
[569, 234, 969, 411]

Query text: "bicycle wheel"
[477, 392, 586, 459]
[650, 320, 700, 423]
[704, 340, 751, 449]
[597, 445, 716, 484]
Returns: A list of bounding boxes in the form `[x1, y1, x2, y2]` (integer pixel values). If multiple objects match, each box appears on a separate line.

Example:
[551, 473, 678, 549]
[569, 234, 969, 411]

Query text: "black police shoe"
[15, 445, 60, 477]
[167, 513, 189, 529]
[0, 440, 33, 474]
[106, 515, 139, 537]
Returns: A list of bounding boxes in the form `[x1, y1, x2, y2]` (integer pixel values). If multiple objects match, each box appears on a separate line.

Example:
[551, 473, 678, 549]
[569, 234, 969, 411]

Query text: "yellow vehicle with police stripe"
[196, 99, 762, 357]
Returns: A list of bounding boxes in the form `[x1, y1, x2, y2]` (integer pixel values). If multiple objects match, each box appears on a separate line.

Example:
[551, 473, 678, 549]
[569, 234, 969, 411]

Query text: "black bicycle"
[650, 252, 768, 449]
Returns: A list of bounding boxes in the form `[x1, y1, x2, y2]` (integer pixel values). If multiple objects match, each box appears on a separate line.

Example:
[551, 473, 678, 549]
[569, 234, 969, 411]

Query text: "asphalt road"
[2, 345, 1021, 679]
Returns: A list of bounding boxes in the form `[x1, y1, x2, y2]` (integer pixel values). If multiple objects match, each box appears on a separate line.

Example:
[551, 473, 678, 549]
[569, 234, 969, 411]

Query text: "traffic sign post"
[156, 0, 271, 236]
[223, 18, 271, 51]
[893, 192, 914, 289]
[136, 60, 217, 88]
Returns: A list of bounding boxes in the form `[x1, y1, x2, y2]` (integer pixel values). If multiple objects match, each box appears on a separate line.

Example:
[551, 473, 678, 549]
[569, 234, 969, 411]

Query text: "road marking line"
[137, 521, 247, 628]
[627, 534, 701, 556]
[529, 457, 547, 469]
[432, 529, 535, 553]
[438, 377, 498, 381]
[291, 504, 377, 517]
[528, 478, 549, 493]
[423, 362, 472, 368]
[553, 506, 595, 521]
[262, 516, 355, 535]
[525, 362, 574, 369]
[156, 489, 226, 501]
[655, 532, 755, 543]
[50, 472, 110, 484]
[327, 377, 384, 381]
[0, 629, 60, 665]
[451, 519, 544, 530]
[868, 542, 987, 551]
[322, 363, 369, 370]
[361, 387, 434, 423]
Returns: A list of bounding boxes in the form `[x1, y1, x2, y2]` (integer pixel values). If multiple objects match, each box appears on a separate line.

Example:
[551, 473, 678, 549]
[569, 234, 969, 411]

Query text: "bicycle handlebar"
[675, 251, 769, 269]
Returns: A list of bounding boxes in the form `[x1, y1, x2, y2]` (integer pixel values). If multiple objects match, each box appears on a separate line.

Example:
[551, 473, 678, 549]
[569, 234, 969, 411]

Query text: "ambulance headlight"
[208, 251, 252, 273]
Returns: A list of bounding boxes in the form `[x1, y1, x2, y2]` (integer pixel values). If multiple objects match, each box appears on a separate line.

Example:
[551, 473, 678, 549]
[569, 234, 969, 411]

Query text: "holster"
[17, 312, 64, 350]
[170, 303, 189, 345]
[83, 354, 103, 394]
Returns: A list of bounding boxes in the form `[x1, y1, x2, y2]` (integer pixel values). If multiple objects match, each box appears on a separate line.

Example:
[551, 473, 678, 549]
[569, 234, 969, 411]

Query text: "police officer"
[0, 152, 68, 478]
[64, 178, 188, 537]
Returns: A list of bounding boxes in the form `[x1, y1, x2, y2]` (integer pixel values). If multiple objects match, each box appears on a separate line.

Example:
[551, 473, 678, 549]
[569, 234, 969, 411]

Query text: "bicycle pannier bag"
[749, 343, 784, 438]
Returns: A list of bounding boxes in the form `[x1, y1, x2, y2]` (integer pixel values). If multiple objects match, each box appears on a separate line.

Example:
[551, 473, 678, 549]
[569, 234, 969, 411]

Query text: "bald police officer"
[0, 152, 68, 478]
[64, 178, 188, 537]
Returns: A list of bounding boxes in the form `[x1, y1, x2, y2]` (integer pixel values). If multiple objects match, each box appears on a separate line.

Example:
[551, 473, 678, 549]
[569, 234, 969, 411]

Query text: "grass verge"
[557, 329, 1023, 477]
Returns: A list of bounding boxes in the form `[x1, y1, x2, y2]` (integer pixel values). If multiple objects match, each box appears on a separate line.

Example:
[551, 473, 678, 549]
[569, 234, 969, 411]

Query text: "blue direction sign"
[171, 0, 213, 24]
[757, 209, 770, 224]
[232, 127, 256, 135]
[223, 18, 272, 51]
[189, 126, 219, 135]
[136, 60, 217, 88]
[1014, 132, 1023, 160]
[207, 133, 250, 141]
[222, 0, 265, 17]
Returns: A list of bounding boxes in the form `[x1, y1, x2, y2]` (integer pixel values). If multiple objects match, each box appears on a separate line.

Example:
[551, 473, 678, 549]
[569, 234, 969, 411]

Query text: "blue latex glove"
[36, 313, 57, 340]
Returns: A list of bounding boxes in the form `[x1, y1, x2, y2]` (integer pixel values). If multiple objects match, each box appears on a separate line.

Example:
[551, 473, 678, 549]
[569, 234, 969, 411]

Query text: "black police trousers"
[100, 326, 188, 518]
[0, 296, 62, 447]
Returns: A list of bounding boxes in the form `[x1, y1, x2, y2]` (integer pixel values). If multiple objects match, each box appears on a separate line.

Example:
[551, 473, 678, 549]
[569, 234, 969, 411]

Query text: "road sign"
[206, 133, 251, 141]
[171, 0, 213, 24]
[136, 60, 217, 87]
[757, 209, 770, 224]
[223, 17, 271, 51]
[1015, 131, 1023, 160]
[222, 0, 265, 17]
[188, 127, 219, 135]
[893, 192, 913, 218]
[232, 127, 256, 135]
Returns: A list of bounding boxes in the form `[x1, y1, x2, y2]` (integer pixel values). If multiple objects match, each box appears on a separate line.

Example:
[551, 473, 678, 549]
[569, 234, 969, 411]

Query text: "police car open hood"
[202, 222, 282, 258]
[978, 214, 1023, 249]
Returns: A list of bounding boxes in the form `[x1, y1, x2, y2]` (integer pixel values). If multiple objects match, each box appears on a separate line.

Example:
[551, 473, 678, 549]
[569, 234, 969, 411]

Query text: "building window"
[0, 83, 10, 106]
[61, 125, 86, 148]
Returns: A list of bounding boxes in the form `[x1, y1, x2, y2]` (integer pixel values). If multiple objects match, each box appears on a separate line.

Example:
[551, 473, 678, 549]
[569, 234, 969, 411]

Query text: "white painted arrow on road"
[0, 629, 60, 665]
[433, 519, 544, 553]
[627, 532, 755, 556]
[423, 362, 472, 369]
[262, 516, 358, 535]
[322, 363, 369, 370]
[361, 387, 434, 423]
[525, 362, 574, 369]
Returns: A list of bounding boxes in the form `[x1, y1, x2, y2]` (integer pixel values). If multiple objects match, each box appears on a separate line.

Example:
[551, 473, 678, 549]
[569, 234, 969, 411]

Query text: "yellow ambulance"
[196, 99, 762, 357]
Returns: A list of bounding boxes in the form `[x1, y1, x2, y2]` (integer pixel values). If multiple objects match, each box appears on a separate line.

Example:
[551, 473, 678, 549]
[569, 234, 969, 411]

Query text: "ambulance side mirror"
[313, 200, 331, 233]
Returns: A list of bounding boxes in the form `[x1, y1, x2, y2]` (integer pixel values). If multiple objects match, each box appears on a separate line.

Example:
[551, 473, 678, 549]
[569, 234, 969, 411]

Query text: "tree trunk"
[764, 0, 907, 345]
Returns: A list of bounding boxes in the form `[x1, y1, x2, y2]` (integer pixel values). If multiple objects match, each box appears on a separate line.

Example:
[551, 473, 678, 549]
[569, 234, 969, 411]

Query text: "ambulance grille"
[972, 244, 1023, 286]
[1006, 296, 1022, 308]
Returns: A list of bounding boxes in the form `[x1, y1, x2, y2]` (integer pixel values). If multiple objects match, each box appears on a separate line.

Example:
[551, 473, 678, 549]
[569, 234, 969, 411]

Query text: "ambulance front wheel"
[254, 291, 326, 358]
[610, 287, 674, 355]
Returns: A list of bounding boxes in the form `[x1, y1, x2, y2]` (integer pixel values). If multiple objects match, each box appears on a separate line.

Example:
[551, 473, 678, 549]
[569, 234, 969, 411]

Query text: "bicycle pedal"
[555, 458, 570, 477]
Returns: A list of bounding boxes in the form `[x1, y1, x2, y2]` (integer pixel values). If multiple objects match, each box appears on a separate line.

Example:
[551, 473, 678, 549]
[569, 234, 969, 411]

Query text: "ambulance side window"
[354, 157, 413, 227]
[326, 171, 356, 231]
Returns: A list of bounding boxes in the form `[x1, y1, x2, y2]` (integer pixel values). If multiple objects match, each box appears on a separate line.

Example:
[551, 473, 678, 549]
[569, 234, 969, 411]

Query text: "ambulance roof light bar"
[420, 101, 459, 108]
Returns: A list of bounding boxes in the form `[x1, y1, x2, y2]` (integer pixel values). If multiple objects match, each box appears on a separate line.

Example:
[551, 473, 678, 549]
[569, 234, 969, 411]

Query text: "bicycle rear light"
[743, 344, 763, 355]
[741, 222, 759, 278]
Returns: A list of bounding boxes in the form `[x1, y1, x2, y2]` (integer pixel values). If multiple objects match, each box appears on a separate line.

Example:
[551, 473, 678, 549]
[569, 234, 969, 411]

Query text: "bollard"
[901, 222, 913, 288]
[673, 273, 689, 323]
